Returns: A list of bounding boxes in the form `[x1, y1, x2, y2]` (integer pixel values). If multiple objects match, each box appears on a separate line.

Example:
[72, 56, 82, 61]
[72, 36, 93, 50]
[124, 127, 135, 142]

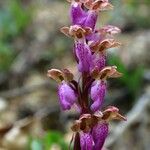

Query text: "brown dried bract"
[99, 66, 122, 80]
[99, 39, 121, 52]
[89, 39, 121, 53]
[102, 106, 127, 121]
[62, 69, 74, 81]
[91, 66, 100, 79]
[60, 25, 92, 39]
[47, 69, 64, 82]
[71, 113, 102, 133]
[84, 0, 113, 11]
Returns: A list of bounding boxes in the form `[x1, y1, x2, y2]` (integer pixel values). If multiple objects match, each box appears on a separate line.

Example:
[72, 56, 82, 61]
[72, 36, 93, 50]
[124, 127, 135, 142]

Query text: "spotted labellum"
[48, 0, 126, 149]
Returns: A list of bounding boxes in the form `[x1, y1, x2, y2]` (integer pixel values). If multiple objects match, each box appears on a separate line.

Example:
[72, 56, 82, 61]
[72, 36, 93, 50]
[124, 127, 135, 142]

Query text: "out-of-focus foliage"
[0, 42, 14, 71]
[108, 54, 143, 98]
[30, 131, 68, 150]
[110, 0, 150, 29]
[0, 0, 31, 40]
[0, 0, 32, 71]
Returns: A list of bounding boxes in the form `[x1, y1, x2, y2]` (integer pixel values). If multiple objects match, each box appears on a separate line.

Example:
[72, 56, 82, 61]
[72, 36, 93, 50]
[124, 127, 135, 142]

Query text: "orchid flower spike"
[48, 0, 126, 149]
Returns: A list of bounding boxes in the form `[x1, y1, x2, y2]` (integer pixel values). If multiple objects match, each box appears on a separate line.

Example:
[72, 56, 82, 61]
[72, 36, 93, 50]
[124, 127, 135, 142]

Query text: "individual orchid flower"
[75, 40, 93, 72]
[58, 81, 77, 110]
[83, 0, 113, 30]
[61, 25, 93, 72]
[47, 69, 77, 110]
[87, 25, 121, 47]
[90, 66, 122, 112]
[90, 80, 106, 112]
[67, 0, 87, 26]
[89, 39, 121, 71]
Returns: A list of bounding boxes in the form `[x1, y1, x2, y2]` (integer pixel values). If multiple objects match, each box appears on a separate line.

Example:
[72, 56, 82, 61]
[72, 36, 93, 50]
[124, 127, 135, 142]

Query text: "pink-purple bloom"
[58, 81, 77, 110]
[92, 53, 106, 71]
[70, 1, 87, 26]
[84, 10, 98, 30]
[90, 80, 106, 112]
[75, 40, 93, 72]
[92, 123, 109, 150]
[80, 132, 93, 150]
[80, 122, 108, 150]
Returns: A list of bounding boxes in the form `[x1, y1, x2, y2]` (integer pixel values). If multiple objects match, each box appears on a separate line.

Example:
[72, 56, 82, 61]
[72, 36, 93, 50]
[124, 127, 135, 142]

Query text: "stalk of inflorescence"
[47, 0, 126, 150]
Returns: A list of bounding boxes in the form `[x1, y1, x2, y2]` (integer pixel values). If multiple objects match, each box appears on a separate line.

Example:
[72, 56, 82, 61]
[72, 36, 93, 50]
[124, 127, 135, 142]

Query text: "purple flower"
[58, 81, 77, 110]
[90, 80, 106, 112]
[86, 31, 102, 43]
[70, 1, 98, 30]
[92, 53, 106, 71]
[79, 123, 109, 150]
[75, 41, 92, 72]
[92, 123, 109, 150]
[80, 132, 93, 150]
[70, 1, 87, 26]
[84, 10, 98, 30]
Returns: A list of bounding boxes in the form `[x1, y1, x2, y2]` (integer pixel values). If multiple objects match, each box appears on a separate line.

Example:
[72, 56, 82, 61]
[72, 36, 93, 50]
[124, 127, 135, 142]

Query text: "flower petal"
[92, 123, 109, 150]
[75, 41, 92, 72]
[92, 53, 106, 71]
[70, 1, 87, 25]
[80, 132, 93, 150]
[58, 82, 77, 110]
[90, 80, 106, 112]
[84, 10, 98, 30]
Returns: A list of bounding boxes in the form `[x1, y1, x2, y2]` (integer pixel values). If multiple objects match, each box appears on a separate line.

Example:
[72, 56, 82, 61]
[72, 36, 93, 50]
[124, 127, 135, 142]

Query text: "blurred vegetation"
[0, 0, 32, 71]
[108, 54, 144, 99]
[30, 131, 68, 150]
[110, 0, 150, 30]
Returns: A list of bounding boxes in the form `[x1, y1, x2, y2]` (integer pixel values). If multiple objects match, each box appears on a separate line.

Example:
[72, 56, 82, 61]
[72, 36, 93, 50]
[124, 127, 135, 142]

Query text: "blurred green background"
[0, 0, 150, 150]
